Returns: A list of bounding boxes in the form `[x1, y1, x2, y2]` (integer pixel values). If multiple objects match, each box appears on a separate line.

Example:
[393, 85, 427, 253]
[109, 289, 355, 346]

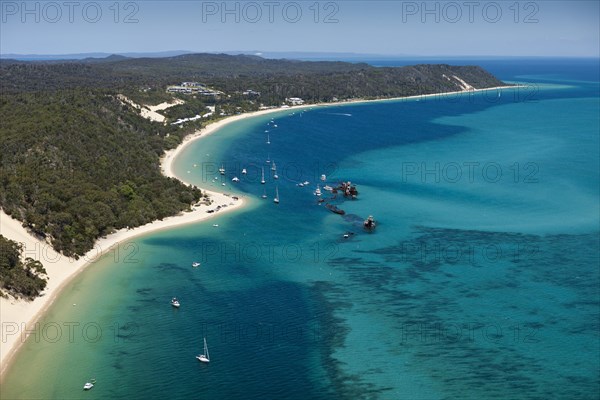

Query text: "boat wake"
[325, 112, 352, 117]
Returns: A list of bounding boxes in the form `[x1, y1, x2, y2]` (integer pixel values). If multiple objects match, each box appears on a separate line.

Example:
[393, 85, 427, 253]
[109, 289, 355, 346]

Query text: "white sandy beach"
[0, 84, 517, 378]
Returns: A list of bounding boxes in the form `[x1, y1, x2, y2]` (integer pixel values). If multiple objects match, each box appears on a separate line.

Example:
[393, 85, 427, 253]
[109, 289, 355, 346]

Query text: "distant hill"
[0, 50, 193, 61]
[0, 52, 506, 96]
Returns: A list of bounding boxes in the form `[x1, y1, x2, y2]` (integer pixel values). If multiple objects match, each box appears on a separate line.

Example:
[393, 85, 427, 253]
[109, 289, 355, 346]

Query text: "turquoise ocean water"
[2, 58, 599, 399]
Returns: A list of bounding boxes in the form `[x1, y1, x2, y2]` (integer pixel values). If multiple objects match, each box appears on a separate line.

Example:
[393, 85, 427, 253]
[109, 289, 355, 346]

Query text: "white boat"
[314, 185, 322, 196]
[83, 379, 95, 390]
[303, 181, 310, 186]
[267, 134, 270, 144]
[321, 174, 326, 181]
[192, 262, 201, 268]
[323, 185, 333, 191]
[171, 297, 180, 308]
[261, 188, 267, 199]
[261, 167, 266, 184]
[219, 164, 225, 175]
[196, 337, 210, 363]
[298, 182, 304, 187]
[241, 168, 247, 175]
[232, 177, 240, 182]
[271, 161, 276, 171]
[266, 153, 271, 164]
[274, 186, 280, 204]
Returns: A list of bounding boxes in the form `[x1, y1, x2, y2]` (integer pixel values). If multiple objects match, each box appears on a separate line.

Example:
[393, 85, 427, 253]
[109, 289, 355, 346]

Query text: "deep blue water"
[2, 58, 599, 399]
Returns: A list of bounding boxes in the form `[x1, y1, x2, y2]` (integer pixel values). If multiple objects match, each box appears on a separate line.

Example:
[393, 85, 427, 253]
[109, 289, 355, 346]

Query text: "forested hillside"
[0, 91, 203, 257]
[1, 54, 505, 101]
[0, 235, 47, 299]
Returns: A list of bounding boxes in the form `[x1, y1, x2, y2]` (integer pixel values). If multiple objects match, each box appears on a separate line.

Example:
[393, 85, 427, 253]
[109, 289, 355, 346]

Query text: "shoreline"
[0, 84, 517, 379]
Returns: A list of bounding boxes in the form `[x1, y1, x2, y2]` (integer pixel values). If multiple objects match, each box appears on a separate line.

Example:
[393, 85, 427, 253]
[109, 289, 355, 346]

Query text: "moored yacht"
[196, 337, 210, 363]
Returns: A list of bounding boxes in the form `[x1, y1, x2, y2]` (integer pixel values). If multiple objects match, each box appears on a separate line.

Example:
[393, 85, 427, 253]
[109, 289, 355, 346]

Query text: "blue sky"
[1, 0, 598, 57]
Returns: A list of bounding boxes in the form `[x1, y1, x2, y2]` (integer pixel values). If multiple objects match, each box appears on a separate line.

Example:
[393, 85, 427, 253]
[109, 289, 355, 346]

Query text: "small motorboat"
[232, 177, 240, 182]
[192, 262, 201, 268]
[241, 168, 247, 175]
[83, 379, 96, 390]
[171, 298, 180, 308]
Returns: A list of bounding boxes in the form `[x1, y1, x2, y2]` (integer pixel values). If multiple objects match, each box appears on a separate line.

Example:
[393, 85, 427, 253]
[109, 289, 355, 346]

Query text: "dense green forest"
[0, 53, 507, 298]
[0, 90, 204, 257]
[1, 54, 505, 102]
[0, 235, 47, 299]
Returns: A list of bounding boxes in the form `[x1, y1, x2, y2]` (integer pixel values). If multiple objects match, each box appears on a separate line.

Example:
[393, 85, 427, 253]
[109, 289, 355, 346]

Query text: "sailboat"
[266, 153, 271, 164]
[261, 187, 267, 199]
[267, 134, 270, 144]
[196, 337, 210, 363]
[271, 160, 276, 171]
[274, 186, 280, 204]
[219, 164, 225, 175]
[261, 167, 266, 184]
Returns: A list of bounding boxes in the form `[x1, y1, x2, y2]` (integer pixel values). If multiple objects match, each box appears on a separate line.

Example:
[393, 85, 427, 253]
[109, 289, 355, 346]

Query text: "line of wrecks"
[318, 181, 376, 232]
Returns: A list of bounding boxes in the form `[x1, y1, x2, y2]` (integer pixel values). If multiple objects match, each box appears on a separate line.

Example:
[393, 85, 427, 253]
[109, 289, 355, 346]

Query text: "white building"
[286, 97, 304, 106]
